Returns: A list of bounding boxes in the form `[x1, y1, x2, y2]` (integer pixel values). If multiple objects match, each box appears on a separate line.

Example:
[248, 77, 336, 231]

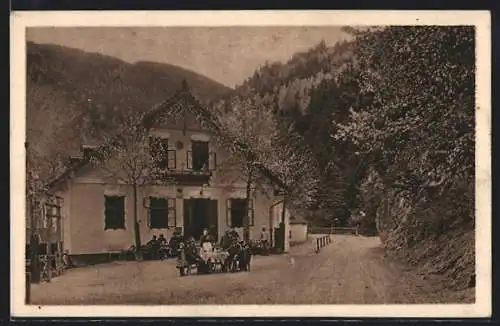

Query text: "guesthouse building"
[37, 84, 291, 260]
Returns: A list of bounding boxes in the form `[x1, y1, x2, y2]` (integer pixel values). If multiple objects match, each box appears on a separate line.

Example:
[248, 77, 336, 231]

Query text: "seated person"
[171, 228, 183, 240]
[158, 234, 167, 245]
[147, 235, 158, 247]
[169, 230, 184, 253]
[229, 228, 240, 242]
[220, 228, 233, 250]
[184, 237, 199, 263]
[200, 228, 215, 246]
[146, 235, 161, 259]
[199, 228, 215, 258]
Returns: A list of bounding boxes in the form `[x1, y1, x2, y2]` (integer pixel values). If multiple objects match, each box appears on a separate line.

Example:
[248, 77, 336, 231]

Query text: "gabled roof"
[46, 81, 288, 192]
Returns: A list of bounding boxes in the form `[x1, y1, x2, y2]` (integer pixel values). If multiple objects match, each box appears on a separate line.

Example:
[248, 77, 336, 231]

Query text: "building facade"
[44, 89, 291, 256]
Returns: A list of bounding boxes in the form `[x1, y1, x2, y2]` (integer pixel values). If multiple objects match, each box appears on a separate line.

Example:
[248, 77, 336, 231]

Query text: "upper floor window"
[191, 140, 209, 171]
[104, 195, 125, 230]
[150, 137, 175, 170]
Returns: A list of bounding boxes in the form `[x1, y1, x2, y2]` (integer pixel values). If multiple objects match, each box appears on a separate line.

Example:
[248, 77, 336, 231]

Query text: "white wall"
[290, 224, 308, 244]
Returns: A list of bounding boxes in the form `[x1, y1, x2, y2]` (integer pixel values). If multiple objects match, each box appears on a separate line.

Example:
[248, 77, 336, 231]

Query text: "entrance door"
[183, 199, 218, 241]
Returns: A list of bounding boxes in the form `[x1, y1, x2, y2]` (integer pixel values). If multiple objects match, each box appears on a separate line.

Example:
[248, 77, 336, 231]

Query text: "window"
[147, 197, 176, 229]
[226, 198, 254, 228]
[104, 196, 125, 230]
[150, 137, 174, 170]
[191, 141, 209, 171]
[42, 200, 61, 232]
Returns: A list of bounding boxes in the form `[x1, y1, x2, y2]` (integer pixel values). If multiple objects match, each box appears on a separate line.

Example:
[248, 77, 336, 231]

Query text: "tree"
[89, 110, 175, 259]
[230, 39, 363, 227]
[187, 86, 321, 245]
[334, 26, 475, 200]
[25, 141, 45, 285]
[26, 97, 76, 285]
[332, 26, 475, 288]
[211, 95, 278, 242]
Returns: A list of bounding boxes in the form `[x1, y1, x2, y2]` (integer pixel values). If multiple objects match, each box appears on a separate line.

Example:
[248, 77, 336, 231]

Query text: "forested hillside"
[213, 26, 475, 292]
[26, 41, 232, 183]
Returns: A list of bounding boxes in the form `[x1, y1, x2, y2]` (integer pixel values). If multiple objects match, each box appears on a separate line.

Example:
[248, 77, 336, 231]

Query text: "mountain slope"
[26, 42, 232, 175]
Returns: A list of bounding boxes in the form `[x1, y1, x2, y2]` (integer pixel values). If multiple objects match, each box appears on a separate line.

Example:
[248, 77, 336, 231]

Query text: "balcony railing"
[154, 150, 217, 172]
[153, 150, 217, 184]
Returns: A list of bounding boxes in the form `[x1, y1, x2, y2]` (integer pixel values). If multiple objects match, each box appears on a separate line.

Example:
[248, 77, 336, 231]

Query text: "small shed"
[289, 217, 308, 245]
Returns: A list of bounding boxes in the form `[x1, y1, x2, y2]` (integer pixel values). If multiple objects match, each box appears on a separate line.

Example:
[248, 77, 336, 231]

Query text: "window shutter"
[209, 152, 217, 171]
[209, 200, 219, 240]
[226, 199, 232, 227]
[143, 197, 150, 208]
[146, 196, 152, 228]
[168, 150, 176, 170]
[186, 150, 192, 169]
[168, 198, 176, 227]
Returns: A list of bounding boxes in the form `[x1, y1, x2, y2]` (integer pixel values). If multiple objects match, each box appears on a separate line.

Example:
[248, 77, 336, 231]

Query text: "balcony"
[154, 150, 217, 185]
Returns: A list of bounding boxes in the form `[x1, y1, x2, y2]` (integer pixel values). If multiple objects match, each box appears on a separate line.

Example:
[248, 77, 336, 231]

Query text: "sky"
[26, 27, 349, 88]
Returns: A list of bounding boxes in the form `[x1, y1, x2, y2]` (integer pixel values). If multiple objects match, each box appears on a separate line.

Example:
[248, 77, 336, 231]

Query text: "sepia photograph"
[10, 11, 491, 318]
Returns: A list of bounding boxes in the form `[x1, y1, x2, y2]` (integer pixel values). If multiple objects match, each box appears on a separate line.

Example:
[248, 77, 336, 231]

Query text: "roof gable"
[47, 81, 287, 193]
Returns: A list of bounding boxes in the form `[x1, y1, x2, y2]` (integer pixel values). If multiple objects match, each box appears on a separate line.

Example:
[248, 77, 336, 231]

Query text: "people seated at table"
[146, 235, 162, 259]
[184, 236, 199, 263]
[158, 234, 167, 245]
[220, 228, 233, 250]
[169, 229, 184, 255]
[147, 235, 158, 247]
[229, 228, 240, 242]
[199, 228, 215, 247]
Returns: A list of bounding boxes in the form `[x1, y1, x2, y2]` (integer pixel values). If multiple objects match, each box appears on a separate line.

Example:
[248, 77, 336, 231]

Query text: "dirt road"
[30, 235, 473, 305]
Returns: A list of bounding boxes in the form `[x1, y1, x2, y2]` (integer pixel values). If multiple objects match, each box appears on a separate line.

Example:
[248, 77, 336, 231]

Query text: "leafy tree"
[229, 38, 362, 227]
[212, 96, 276, 242]
[26, 83, 80, 283]
[89, 110, 175, 259]
[257, 122, 321, 212]
[334, 26, 475, 200]
[333, 26, 475, 287]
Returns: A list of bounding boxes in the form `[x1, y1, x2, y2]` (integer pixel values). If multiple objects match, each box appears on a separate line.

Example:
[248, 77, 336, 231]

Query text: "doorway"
[183, 198, 218, 241]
